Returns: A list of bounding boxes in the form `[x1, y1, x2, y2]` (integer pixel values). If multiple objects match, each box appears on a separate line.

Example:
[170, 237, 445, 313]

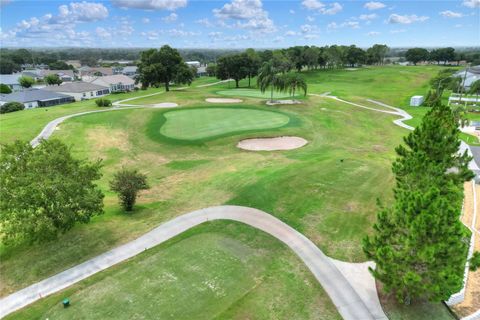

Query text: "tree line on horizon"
[1, 45, 479, 75]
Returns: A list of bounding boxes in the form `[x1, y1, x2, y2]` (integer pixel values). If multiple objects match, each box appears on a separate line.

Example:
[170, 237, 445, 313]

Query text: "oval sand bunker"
[237, 136, 307, 151]
[152, 102, 178, 108]
[205, 98, 243, 103]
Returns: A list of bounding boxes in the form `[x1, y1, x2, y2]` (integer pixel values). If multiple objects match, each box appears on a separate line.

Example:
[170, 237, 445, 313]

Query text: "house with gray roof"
[0, 89, 74, 109]
[0, 74, 22, 92]
[43, 82, 110, 101]
[455, 65, 480, 90]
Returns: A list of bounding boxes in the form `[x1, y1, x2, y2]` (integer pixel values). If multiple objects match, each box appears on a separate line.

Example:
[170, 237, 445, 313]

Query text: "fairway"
[217, 89, 295, 99]
[158, 107, 291, 141]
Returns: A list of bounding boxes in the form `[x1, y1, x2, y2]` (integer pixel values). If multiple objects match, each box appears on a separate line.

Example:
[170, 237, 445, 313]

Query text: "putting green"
[158, 107, 290, 141]
[217, 89, 295, 99]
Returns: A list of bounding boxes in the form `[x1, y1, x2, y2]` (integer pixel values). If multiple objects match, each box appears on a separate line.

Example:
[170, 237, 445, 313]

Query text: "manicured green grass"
[158, 107, 291, 141]
[0, 66, 453, 319]
[217, 88, 295, 99]
[6, 221, 341, 320]
[0, 87, 164, 144]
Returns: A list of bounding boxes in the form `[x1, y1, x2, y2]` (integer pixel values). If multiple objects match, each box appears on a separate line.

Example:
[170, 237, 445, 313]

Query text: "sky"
[0, 0, 479, 48]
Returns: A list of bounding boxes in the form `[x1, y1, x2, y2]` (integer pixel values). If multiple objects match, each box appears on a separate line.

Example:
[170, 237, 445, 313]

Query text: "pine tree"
[363, 104, 474, 304]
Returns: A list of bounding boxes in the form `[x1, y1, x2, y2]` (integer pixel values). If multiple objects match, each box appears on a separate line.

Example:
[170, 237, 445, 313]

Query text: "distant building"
[41, 70, 75, 82]
[21, 69, 43, 80]
[455, 65, 480, 90]
[43, 82, 110, 101]
[410, 95, 424, 107]
[87, 75, 135, 92]
[79, 67, 114, 78]
[0, 74, 22, 92]
[122, 66, 138, 77]
[186, 61, 201, 68]
[0, 88, 74, 109]
[196, 66, 207, 77]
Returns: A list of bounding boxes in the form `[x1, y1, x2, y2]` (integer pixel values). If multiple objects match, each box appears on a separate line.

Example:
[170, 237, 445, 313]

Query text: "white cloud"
[96, 26, 111, 38]
[213, 0, 276, 33]
[342, 21, 360, 28]
[367, 31, 380, 36]
[111, 0, 187, 10]
[439, 10, 464, 18]
[323, 2, 342, 15]
[302, 0, 324, 10]
[455, 24, 463, 28]
[327, 22, 338, 29]
[388, 14, 429, 24]
[306, 15, 315, 22]
[364, 1, 386, 10]
[302, 0, 343, 15]
[141, 17, 150, 23]
[162, 13, 178, 22]
[273, 36, 284, 42]
[463, 0, 480, 8]
[390, 29, 406, 33]
[195, 18, 213, 27]
[57, 2, 109, 22]
[359, 13, 377, 20]
[285, 30, 298, 36]
[289, 9, 295, 14]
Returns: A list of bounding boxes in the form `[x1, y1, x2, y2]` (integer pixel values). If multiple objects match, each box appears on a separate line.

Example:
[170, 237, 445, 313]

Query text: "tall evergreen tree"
[363, 104, 474, 304]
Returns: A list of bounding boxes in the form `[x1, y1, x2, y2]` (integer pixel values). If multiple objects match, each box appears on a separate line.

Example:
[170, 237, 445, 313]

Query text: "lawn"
[5, 221, 341, 320]
[156, 107, 292, 142]
[217, 88, 296, 99]
[0, 66, 455, 319]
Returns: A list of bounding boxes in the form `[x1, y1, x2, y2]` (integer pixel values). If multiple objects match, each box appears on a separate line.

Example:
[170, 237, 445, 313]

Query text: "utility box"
[410, 95, 424, 107]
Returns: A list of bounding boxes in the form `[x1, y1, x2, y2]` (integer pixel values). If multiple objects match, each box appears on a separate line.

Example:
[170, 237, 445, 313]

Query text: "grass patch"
[166, 159, 211, 170]
[147, 106, 297, 144]
[5, 221, 341, 320]
[217, 89, 295, 99]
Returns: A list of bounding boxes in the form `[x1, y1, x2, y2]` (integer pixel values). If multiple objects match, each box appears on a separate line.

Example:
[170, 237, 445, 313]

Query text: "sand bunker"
[237, 136, 308, 151]
[205, 98, 243, 103]
[152, 102, 178, 108]
[266, 100, 302, 106]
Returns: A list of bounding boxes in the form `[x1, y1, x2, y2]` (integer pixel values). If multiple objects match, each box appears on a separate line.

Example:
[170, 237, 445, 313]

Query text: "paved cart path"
[0, 206, 384, 320]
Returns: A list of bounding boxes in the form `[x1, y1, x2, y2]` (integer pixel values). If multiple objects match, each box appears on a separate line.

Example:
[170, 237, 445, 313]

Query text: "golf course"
[0, 66, 463, 320]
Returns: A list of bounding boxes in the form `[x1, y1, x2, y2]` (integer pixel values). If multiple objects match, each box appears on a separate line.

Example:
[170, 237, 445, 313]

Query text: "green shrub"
[95, 98, 112, 107]
[0, 83, 12, 94]
[0, 102, 25, 114]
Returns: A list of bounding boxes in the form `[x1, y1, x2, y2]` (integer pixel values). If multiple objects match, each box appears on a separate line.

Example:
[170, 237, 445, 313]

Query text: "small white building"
[186, 61, 201, 68]
[87, 75, 135, 92]
[43, 82, 110, 101]
[410, 95, 424, 107]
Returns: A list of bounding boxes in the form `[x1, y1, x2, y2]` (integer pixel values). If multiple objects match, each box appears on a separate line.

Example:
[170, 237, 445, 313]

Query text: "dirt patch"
[87, 127, 130, 153]
[205, 98, 243, 103]
[266, 99, 302, 106]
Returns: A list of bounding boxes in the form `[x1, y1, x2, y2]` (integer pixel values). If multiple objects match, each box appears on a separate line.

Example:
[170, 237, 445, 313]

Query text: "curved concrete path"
[0, 205, 379, 320]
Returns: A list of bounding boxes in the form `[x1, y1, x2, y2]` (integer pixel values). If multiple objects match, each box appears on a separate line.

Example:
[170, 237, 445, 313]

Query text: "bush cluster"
[0, 102, 24, 114]
[95, 98, 112, 107]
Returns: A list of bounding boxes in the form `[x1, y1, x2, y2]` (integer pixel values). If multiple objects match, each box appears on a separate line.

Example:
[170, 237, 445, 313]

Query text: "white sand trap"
[237, 136, 308, 151]
[205, 98, 243, 103]
[152, 102, 178, 108]
[266, 100, 302, 106]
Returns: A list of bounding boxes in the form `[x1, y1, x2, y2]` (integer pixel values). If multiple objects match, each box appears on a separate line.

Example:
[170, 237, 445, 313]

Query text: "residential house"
[186, 61, 201, 68]
[78, 67, 114, 79]
[122, 66, 138, 77]
[88, 75, 135, 92]
[41, 70, 75, 82]
[0, 74, 22, 92]
[0, 88, 74, 108]
[21, 69, 43, 80]
[455, 65, 480, 90]
[43, 82, 110, 101]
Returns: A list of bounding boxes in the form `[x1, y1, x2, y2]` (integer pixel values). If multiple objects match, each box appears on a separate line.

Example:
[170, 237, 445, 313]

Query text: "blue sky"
[0, 0, 479, 48]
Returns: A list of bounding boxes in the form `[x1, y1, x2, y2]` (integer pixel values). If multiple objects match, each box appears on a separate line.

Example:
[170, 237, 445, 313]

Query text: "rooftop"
[0, 88, 72, 103]
[43, 82, 108, 93]
[0, 74, 21, 85]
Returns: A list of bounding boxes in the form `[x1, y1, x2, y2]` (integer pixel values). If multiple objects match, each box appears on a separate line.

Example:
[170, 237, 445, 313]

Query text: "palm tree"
[276, 73, 307, 98]
[257, 61, 277, 102]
